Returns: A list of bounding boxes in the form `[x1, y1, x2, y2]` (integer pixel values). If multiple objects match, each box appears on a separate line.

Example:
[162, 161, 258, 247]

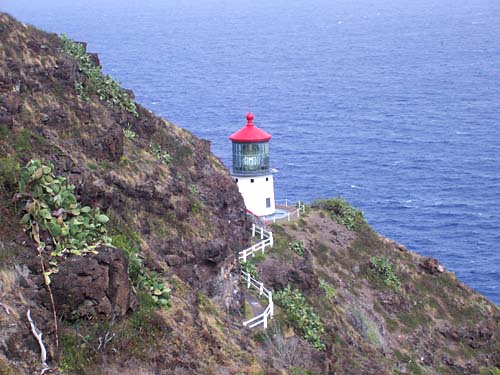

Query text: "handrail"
[246, 209, 269, 230]
[266, 200, 306, 223]
[239, 222, 274, 329]
[238, 224, 273, 262]
[241, 270, 274, 329]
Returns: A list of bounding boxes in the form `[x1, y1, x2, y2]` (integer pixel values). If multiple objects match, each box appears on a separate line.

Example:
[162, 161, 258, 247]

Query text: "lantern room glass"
[232, 141, 270, 175]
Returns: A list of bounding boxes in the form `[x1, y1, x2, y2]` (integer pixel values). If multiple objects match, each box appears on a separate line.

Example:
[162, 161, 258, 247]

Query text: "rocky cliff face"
[0, 12, 254, 374]
[0, 13, 499, 375]
[0, 11, 248, 302]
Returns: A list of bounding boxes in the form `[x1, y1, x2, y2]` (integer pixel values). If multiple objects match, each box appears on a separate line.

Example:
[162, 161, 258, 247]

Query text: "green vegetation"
[240, 260, 259, 279]
[289, 240, 304, 256]
[122, 124, 136, 140]
[60, 292, 163, 373]
[111, 233, 171, 308]
[0, 156, 19, 193]
[479, 367, 500, 375]
[370, 256, 401, 291]
[196, 292, 219, 315]
[148, 141, 172, 165]
[407, 359, 424, 375]
[60, 333, 92, 373]
[60, 34, 138, 116]
[318, 278, 335, 300]
[18, 160, 112, 259]
[313, 197, 364, 230]
[274, 285, 325, 350]
[189, 184, 199, 194]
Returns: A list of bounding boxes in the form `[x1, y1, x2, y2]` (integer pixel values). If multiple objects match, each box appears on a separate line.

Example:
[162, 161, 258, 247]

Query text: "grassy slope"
[250, 205, 500, 374]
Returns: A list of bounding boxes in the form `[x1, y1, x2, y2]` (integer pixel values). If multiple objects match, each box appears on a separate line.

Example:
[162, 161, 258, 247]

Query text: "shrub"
[0, 156, 19, 192]
[479, 367, 500, 375]
[318, 279, 335, 300]
[122, 124, 136, 140]
[289, 240, 304, 256]
[60, 34, 138, 117]
[18, 159, 112, 258]
[274, 285, 325, 350]
[313, 198, 364, 230]
[60, 333, 92, 373]
[370, 256, 401, 291]
[240, 260, 259, 279]
[149, 141, 172, 165]
[111, 233, 170, 308]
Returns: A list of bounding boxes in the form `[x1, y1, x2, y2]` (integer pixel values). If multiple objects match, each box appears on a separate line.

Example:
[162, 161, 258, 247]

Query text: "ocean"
[2, 0, 499, 305]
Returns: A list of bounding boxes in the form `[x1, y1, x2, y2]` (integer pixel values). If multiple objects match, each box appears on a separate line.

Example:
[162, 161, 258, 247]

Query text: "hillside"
[0, 12, 499, 375]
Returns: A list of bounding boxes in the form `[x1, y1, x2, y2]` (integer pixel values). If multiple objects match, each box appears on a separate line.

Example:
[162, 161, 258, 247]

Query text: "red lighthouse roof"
[229, 113, 272, 143]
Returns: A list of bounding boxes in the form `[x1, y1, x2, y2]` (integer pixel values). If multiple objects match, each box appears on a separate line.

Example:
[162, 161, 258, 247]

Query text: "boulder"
[50, 246, 134, 320]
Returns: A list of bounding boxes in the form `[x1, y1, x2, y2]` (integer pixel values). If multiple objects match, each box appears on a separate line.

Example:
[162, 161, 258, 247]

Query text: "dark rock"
[123, 88, 135, 100]
[88, 52, 100, 67]
[81, 126, 124, 162]
[420, 257, 445, 274]
[259, 257, 318, 292]
[50, 246, 133, 320]
[165, 254, 184, 266]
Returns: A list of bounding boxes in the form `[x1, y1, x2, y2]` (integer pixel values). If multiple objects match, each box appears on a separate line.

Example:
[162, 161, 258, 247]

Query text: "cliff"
[0, 13, 498, 375]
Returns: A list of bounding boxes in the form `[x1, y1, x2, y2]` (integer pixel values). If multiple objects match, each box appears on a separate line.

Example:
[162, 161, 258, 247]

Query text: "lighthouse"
[229, 113, 276, 217]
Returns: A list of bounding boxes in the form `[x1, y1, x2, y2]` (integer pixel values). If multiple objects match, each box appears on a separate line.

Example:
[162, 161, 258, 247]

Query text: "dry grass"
[0, 269, 17, 298]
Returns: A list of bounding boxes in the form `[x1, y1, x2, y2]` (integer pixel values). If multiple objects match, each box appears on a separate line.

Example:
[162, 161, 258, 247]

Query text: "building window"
[235, 178, 238, 182]
[266, 198, 271, 208]
[251, 179, 254, 183]
[266, 177, 269, 181]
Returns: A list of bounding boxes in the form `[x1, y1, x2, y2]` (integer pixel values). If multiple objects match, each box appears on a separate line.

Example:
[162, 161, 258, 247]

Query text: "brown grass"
[0, 269, 16, 298]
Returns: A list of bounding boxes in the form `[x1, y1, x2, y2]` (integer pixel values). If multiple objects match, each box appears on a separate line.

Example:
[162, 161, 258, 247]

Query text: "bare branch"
[27, 309, 50, 374]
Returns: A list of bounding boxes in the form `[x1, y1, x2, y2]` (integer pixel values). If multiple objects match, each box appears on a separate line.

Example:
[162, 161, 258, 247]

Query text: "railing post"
[270, 233, 274, 247]
[285, 198, 288, 207]
[242, 252, 247, 262]
[252, 223, 256, 237]
[259, 282, 263, 296]
[247, 273, 251, 289]
[269, 291, 274, 317]
[287, 213, 290, 222]
[261, 240, 265, 253]
[260, 227, 264, 239]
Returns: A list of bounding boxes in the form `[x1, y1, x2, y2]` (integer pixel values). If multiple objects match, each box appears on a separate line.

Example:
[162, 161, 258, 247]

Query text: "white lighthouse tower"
[229, 113, 276, 217]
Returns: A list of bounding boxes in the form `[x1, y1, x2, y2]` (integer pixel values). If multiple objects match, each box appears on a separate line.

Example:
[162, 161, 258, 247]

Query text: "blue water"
[3, 0, 499, 305]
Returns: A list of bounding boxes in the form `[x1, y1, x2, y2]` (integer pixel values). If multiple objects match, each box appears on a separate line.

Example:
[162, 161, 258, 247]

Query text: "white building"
[229, 113, 276, 217]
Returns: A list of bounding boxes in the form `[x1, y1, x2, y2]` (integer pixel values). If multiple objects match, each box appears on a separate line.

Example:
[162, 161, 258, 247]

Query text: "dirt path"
[244, 292, 265, 318]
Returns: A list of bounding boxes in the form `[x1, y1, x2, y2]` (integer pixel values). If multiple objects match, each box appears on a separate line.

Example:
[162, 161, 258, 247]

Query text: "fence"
[241, 270, 274, 329]
[239, 222, 274, 329]
[268, 200, 306, 223]
[238, 224, 273, 262]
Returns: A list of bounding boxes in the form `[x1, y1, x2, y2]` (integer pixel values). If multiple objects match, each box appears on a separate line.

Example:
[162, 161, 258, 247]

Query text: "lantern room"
[229, 113, 276, 217]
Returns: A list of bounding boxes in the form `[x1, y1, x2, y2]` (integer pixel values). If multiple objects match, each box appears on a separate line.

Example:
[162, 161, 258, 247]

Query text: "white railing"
[269, 200, 306, 223]
[241, 270, 274, 329]
[238, 224, 273, 262]
[239, 222, 274, 329]
[246, 209, 270, 231]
